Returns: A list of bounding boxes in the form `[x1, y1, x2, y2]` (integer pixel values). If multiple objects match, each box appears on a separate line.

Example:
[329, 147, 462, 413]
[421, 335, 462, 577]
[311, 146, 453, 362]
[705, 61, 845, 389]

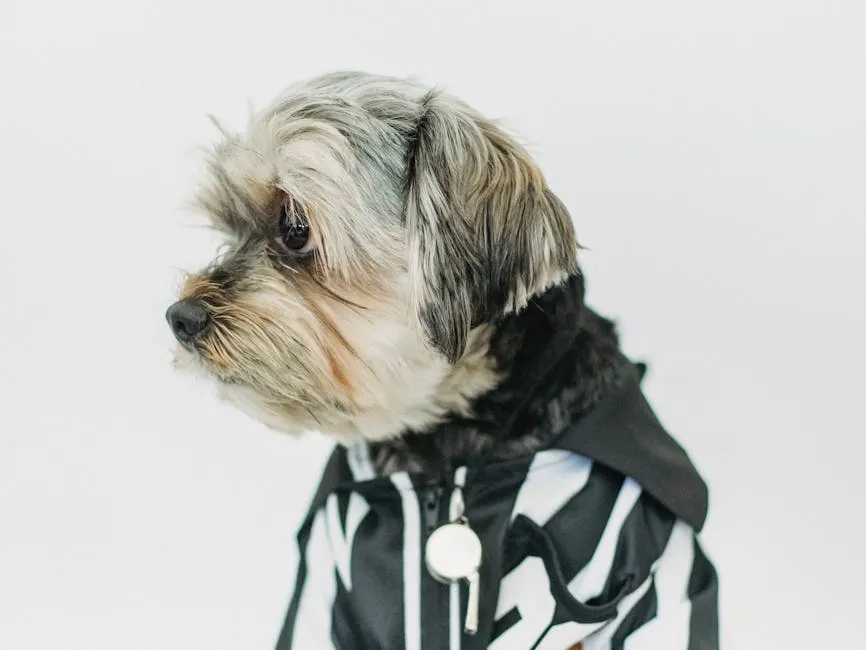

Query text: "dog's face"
[167, 71, 578, 443]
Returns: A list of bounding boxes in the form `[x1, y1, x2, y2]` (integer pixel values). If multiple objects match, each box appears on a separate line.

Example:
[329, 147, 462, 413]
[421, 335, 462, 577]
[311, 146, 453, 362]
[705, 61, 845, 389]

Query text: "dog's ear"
[405, 91, 579, 362]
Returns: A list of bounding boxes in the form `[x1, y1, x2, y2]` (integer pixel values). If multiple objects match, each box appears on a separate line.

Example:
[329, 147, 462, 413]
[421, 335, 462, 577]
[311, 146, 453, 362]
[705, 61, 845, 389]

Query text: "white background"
[2, 1, 864, 648]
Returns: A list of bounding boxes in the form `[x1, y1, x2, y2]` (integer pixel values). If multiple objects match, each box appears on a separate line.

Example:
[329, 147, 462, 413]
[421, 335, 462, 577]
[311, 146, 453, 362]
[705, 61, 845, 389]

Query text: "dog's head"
[167, 71, 578, 442]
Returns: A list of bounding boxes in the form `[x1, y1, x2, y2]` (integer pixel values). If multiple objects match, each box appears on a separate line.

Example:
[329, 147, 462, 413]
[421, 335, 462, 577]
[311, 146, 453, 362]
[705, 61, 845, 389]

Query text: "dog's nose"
[166, 299, 210, 344]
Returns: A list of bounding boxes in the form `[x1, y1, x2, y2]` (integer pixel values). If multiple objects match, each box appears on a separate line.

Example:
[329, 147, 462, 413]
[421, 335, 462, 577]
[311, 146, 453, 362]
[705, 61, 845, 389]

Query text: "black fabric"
[510, 514, 626, 624]
[275, 354, 715, 649]
[596, 493, 676, 606]
[533, 463, 623, 579]
[296, 361, 708, 537]
[688, 539, 720, 650]
[275, 452, 350, 650]
[552, 362, 710, 532]
[276, 451, 718, 650]
[275, 504, 314, 650]
[610, 579, 658, 650]
[344, 487, 407, 648]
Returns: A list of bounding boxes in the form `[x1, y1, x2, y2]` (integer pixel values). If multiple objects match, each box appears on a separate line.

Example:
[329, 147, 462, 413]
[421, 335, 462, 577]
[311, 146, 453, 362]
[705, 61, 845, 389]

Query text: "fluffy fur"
[169, 71, 621, 473]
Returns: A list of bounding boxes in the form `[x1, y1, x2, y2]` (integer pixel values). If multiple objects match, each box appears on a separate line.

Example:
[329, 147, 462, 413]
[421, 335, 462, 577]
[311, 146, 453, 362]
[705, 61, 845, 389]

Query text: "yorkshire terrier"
[167, 71, 718, 650]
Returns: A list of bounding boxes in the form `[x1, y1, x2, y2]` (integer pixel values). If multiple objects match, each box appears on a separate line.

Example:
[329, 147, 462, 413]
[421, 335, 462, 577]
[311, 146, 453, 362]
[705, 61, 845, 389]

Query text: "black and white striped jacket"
[276, 369, 718, 649]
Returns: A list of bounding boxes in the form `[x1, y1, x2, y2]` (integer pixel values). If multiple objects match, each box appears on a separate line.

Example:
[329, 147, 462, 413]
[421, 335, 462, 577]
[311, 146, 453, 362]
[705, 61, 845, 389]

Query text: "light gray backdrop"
[2, 0, 864, 648]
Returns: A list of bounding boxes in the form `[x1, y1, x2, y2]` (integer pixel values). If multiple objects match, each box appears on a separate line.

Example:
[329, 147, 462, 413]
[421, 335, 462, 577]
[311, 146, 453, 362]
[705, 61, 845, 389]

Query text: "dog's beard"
[172, 266, 501, 443]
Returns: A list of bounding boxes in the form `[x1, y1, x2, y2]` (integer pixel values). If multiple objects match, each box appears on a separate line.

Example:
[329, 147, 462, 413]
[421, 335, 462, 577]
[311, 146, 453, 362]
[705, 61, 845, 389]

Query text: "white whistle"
[424, 470, 482, 635]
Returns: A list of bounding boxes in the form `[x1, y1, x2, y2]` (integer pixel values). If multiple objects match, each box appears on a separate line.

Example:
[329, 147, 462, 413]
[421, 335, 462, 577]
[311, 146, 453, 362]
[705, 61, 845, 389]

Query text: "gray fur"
[169, 71, 584, 460]
[405, 90, 579, 361]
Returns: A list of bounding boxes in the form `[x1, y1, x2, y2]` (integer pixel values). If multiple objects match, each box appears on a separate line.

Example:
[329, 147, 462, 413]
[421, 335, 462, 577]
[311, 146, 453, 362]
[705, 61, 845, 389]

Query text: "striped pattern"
[276, 448, 718, 650]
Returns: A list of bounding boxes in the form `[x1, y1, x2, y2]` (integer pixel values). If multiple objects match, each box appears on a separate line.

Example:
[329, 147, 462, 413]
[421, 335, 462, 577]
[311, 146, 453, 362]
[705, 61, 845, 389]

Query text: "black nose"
[166, 299, 210, 344]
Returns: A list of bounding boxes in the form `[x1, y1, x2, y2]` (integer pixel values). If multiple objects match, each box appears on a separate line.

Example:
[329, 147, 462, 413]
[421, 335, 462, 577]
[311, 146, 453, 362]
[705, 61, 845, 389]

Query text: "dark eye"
[278, 199, 315, 254]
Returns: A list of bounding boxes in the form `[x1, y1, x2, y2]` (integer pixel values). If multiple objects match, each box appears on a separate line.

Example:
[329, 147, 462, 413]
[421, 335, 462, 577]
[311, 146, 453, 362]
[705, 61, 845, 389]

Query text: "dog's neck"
[368, 273, 633, 477]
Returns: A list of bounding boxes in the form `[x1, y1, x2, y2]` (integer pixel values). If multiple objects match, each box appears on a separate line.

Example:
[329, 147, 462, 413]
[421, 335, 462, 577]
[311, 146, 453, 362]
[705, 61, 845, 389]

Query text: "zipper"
[419, 480, 449, 649]
[421, 481, 445, 536]
[420, 467, 477, 650]
[420, 466, 469, 534]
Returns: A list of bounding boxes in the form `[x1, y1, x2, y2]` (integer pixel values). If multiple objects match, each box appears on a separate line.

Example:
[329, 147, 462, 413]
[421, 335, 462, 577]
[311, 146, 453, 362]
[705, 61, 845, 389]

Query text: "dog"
[166, 71, 719, 650]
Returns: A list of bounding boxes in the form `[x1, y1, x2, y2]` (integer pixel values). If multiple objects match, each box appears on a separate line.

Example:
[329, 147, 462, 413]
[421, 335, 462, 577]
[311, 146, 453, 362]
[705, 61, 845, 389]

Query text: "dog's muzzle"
[166, 299, 210, 346]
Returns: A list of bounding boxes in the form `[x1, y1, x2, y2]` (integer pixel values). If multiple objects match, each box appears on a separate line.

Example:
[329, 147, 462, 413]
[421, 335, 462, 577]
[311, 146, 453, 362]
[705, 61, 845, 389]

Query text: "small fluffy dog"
[167, 71, 718, 650]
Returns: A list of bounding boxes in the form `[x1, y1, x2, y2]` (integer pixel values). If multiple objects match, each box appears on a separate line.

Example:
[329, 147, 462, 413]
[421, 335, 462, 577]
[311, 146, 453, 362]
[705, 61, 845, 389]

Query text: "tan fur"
[169, 72, 577, 443]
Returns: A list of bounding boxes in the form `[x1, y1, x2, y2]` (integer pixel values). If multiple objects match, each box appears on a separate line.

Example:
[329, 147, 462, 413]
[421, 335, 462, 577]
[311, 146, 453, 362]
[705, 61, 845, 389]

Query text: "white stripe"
[325, 491, 370, 590]
[510, 451, 593, 525]
[290, 510, 337, 650]
[623, 521, 694, 649]
[574, 521, 697, 650]
[532, 478, 643, 649]
[346, 442, 375, 481]
[391, 472, 421, 650]
[488, 557, 558, 650]
[569, 478, 642, 599]
[449, 581, 461, 650]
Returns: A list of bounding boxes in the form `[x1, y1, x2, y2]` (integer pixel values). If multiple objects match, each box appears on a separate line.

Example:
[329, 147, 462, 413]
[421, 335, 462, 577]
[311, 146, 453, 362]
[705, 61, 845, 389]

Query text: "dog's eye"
[279, 200, 314, 254]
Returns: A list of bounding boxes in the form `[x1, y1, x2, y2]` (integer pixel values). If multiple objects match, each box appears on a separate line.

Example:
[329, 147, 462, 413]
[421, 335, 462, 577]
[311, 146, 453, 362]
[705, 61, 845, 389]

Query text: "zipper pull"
[424, 467, 482, 635]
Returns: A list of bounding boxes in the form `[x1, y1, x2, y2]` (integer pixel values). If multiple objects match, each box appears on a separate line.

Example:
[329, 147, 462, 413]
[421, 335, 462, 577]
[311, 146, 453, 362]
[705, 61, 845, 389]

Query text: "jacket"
[275, 362, 719, 649]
